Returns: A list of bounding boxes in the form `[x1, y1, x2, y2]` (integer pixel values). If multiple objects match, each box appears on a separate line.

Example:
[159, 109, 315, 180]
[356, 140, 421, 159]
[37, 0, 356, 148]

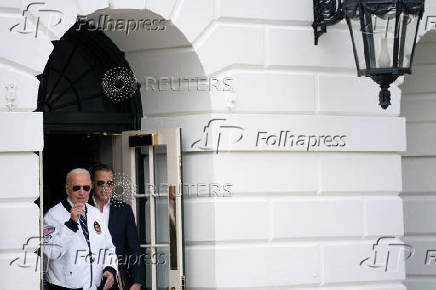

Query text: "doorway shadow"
[42, 133, 113, 213]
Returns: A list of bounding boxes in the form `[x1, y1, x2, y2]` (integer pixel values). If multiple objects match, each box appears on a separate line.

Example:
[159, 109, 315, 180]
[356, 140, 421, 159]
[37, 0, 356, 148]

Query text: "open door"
[119, 128, 185, 290]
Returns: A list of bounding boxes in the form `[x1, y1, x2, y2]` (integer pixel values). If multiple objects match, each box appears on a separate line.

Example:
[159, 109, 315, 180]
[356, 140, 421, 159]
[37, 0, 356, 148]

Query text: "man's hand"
[71, 204, 85, 222]
[102, 271, 114, 290]
[130, 283, 141, 290]
[103, 271, 114, 290]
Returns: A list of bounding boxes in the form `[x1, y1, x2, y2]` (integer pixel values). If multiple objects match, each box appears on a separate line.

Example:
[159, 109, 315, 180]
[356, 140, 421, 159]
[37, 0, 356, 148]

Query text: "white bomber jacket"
[43, 198, 118, 290]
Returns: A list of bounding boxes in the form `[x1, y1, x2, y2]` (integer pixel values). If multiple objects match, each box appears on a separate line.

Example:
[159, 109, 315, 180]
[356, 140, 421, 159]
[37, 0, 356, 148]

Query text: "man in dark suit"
[89, 164, 144, 290]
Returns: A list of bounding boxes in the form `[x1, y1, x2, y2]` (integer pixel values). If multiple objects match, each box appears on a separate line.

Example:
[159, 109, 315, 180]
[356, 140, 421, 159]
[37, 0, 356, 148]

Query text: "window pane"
[156, 196, 169, 244]
[157, 247, 169, 290]
[143, 247, 152, 290]
[154, 145, 168, 195]
[398, 14, 419, 68]
[136, 198, 151, 244]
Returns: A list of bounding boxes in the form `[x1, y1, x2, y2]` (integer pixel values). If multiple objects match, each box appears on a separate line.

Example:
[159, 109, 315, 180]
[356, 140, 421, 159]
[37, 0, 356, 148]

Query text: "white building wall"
[0, 0, 435, 290]
[0, 114, 43, 289]
[401, 30, 436, 290]
[0, 2, 47, 285]
[138, 1, 408, 289]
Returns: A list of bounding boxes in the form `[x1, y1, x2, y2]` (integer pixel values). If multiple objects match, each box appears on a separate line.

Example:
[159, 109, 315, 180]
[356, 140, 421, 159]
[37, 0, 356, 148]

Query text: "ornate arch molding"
[1, 0, 212, 117]
[36, 21, 143, 133]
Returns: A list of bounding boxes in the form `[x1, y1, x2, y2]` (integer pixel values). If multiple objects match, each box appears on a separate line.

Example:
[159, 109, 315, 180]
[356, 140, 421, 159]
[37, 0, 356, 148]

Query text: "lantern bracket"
[313, 0, 345, 45]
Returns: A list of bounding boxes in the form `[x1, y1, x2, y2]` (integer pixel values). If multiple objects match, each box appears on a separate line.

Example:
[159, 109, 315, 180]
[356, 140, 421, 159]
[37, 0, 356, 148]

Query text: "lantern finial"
[379, 87, 391, 110]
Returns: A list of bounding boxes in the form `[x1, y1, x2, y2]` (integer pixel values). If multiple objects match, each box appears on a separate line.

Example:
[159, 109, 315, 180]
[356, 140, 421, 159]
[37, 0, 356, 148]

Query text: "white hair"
[66, 168, 90, 184]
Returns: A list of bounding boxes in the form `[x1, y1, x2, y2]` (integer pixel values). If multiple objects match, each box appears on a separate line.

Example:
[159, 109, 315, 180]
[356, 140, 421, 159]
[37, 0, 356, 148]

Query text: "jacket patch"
[43, 225, 55, 237]
[94, 221, 102, 234]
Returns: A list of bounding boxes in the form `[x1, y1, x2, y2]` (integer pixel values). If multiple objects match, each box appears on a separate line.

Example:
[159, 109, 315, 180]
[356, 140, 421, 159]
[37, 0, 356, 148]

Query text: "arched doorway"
[0, 1, 212, 288]
[35, 7, 202, 288]
[36, 22, 143, 212]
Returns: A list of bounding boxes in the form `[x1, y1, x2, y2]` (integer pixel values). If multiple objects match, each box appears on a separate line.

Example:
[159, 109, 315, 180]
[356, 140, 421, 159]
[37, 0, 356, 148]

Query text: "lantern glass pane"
[398, 13, 419, 69]
[347, 17, 366, 73]
[347, 12, 397, 74]
[371, 13, 396, 69]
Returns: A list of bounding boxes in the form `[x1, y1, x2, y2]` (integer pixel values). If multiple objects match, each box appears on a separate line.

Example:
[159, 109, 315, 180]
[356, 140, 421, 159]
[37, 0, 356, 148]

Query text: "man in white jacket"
[43, 168, 118, 290]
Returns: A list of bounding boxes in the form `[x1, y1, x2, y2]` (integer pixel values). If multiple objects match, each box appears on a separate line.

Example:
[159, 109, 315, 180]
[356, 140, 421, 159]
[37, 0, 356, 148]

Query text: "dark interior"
[42, 133, 113, 212]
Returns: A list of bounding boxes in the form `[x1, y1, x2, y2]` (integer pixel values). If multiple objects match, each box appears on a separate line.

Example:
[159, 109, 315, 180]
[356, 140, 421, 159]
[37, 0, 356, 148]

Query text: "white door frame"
[120, 128, 184, 290]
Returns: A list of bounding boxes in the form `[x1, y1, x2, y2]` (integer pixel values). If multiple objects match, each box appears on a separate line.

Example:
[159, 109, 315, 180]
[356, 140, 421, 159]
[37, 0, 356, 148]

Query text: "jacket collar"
[61, 198, 87, 214]
[89, 193, 112, 210]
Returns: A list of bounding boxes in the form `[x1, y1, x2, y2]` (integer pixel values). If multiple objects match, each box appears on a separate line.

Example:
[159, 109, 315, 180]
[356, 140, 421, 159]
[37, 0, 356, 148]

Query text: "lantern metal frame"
[312, 0, 425, 109]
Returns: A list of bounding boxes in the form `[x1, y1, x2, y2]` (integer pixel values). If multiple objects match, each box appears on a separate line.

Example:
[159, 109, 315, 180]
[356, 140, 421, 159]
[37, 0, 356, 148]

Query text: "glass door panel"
[121, 128, 184, 290]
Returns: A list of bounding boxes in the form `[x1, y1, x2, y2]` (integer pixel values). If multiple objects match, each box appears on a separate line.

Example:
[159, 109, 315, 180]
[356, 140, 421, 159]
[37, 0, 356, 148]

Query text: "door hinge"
[182, 275, 186, 290]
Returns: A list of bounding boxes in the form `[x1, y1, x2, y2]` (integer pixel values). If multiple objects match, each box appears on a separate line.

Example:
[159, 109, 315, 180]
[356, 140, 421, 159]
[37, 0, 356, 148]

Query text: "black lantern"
[313, 0, 425, 109]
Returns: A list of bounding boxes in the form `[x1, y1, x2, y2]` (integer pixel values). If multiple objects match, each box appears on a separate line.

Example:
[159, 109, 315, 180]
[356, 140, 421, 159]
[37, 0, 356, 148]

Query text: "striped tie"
[79, 212, 90, 243]
[79, 208, 94, 264]
[78, 206, 94, 286]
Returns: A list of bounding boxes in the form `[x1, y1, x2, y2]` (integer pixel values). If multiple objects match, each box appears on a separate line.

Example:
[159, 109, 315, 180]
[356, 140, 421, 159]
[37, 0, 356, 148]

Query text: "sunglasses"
[96, 180, 114, 187]
[71, 185, 91, 192]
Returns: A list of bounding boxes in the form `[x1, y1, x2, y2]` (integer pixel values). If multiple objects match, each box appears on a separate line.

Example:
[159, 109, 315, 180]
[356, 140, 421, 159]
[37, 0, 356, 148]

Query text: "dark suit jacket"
[89, 196, 145, 288]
